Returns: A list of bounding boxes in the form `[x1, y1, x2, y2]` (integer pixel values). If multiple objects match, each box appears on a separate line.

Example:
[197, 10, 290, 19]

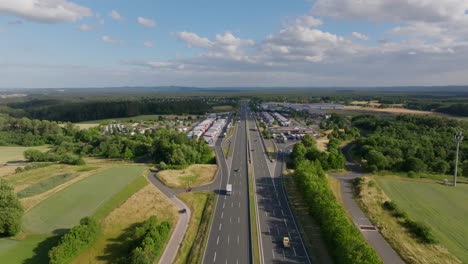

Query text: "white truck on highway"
[226, 184, 232, 195]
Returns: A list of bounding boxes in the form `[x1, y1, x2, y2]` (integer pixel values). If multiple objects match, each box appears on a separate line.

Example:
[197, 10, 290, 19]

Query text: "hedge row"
[293, 159, 382, 264]
[48, 217, 99, 264]
[382, 201, 438, 244]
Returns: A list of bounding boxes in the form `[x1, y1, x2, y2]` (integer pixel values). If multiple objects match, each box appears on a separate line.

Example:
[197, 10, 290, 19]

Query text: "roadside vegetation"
[157, 164, 217, 189]
[289, 136, 382, 264]
[175, 192, 215, 264]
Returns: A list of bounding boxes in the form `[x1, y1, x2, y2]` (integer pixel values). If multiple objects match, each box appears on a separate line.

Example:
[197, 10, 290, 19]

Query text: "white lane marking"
[237, 234, 240, 244]
[293, 246, 297, 256]
[227, 234, 230, 244]
[237, 259, 239, 264]
[217, 235, 220, 245]
[219, 223, 222, 231]
[231, 202, 234, 208]
[223, 202, 225, 209]
[265, 211, 268, 217]
[238, 202, 241, 208]
[225, 259, 227, 264]
[272, 249, 275, 259]
[213, 252, 217, 263]
[281, 209, 284, 216]
[284, 219, 287, 227]
[238, 217, 240, 223]
[230, 217, 232, 224]
[221, 212, 224, 219]
[288, 232, 291, 238]
[224, 195, 226, 200]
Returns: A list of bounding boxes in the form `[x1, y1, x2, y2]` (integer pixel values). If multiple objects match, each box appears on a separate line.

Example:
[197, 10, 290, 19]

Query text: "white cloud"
[143, 41, 154, 47]
[0, 28, 6, 33]
[109, 10, 125, 21]
[137, 17, 156, 27]
[77, 24, 93, 32]
[352, 32, 369, 41]
[177, 32, 213, 48]
[0, 0, 92, 23]
[101, 35, 125, 44]
[99, 19, 105, 25]
[313, 0, 468, 23]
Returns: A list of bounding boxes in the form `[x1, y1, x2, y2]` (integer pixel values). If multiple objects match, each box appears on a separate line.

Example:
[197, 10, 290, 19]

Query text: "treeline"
[127, 216, 172, 264]
[48, 217, 99, 264]
[0, 114, 74, 146]
[8, 99, 212, 122]
[53, 127, 214, 166]
[24, 149, 85, 165]
[289, 139, 382, 263]
[352, 115, 468, 175]
[0, 179, 23, 236]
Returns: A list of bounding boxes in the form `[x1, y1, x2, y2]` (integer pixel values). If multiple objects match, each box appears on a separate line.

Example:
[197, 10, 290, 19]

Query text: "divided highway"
[246, 109, 311, 264]
[203, 103, 252, 264]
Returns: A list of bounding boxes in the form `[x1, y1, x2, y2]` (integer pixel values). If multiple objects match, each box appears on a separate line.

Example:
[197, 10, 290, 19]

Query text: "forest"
[352, 115, 468, 175]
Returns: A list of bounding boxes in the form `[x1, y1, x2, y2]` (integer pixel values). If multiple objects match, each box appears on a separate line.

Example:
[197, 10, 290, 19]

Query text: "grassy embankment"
[357, 175, 465, 264]
[156, 164, 217, 189]
[174, 192, 216, 264]
[71, 180, 178, 264]
[0, 165, 150, 264]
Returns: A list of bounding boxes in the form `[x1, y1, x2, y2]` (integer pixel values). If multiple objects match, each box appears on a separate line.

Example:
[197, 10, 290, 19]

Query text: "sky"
[1, 0, 468, 88]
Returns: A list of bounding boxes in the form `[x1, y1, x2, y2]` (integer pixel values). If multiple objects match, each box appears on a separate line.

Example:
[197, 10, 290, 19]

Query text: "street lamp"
[454, 132, 464, 187]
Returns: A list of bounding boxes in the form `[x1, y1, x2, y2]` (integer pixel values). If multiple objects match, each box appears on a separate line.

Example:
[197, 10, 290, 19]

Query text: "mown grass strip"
[17, 173, 78, 198]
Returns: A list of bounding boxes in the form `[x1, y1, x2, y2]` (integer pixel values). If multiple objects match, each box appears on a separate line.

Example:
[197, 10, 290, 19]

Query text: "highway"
[246, 108, 311, 264]
[203, 103, 252, 264]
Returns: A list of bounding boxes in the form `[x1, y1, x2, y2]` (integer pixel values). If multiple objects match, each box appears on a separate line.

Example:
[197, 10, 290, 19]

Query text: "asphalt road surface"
[330, 143, 405, 264]
[203, 103, 252, 264]
[246, 110, 311, 264]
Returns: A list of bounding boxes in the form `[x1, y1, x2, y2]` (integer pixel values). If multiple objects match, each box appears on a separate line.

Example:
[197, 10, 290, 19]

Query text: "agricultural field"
[343, 106, 468, 120]
[375, 176, 468, 263]
[157, 164, 217, 189]
[212, 105, 235, 111]
[71, 184, 178, 264]
[0, 165, 148, 264]
[0, 146, 50, 164]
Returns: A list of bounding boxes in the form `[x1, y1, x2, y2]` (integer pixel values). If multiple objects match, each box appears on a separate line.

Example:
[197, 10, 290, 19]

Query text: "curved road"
[329, 143, 405, 264]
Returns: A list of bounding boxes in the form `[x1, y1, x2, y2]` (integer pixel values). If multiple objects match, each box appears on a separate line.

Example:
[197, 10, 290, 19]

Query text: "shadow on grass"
[22, 235, 60, 264]
[97, 222, 141, 263]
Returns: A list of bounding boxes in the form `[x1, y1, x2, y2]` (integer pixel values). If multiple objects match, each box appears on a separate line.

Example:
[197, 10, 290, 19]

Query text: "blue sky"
[1, 0, 468, 88]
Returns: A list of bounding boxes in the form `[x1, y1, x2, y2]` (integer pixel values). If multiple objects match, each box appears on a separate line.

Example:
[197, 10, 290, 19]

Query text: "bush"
[0, 179, 23, 236]
[48, 217, 99, 264]
[15, 163, 53, 174]
[382, 201, 397, 211]
[403, 219, 438, 244]
[125, 216, 173, 264]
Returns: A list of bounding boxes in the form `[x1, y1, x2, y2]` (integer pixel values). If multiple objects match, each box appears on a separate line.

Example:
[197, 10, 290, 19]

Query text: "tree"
[404, 157, 427, 173]
[365, 150, 388, 171]
[124, 147, 134, 160]
[302, 134, 316, 148]
[0, 179, 23, 236]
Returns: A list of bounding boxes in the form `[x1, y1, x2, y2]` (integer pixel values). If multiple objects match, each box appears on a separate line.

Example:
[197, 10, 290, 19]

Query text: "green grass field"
[0, 146, 50, 164]
[376, 177, 468, 263]
[22, 165, 147, 234]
